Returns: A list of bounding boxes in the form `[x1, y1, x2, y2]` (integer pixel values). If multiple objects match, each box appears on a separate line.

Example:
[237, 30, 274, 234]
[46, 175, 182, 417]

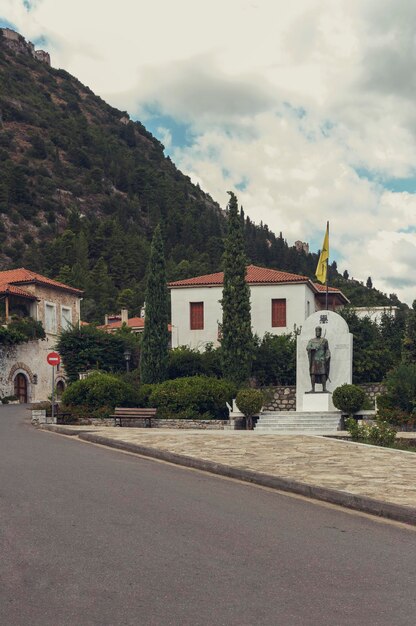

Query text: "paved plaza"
[43, 426, 416, 520]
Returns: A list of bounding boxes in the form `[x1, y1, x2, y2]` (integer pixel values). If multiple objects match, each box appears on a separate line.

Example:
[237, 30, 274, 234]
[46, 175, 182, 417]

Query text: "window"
[190, 302, 204, 330]
[271, 299, 286, 327]
[45, 302, 57, 334]
[61, 306, 72, 330]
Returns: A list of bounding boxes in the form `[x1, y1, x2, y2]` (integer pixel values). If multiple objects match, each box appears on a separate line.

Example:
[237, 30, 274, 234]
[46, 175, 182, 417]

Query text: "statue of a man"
[306, 326, 330, 392]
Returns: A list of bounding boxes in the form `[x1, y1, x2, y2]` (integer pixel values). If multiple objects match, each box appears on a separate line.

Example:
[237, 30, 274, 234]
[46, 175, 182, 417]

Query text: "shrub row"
[62, 373, 236, 421]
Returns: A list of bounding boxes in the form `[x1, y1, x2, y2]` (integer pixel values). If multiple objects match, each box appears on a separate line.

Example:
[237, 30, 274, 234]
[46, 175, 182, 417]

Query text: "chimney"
[104, 314, 109, 325]
[121, 309, 128, 324]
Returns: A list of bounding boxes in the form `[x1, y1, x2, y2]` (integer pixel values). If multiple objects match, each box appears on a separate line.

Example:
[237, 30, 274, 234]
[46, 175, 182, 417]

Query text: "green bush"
[346, 417, 396, 447]
[1, 395, 18, 404]
[62, 372, 139, 414]
[377, 362, 416, 414]
[333, 384, 366, 415]
[8, 317, 46, 341]
[0, 326, 26, 345]
[149, 376, 236, 420]
[236, 388, 264, 430]
[236, 389, 263, 417]
[376, 407, 416, 430]
[251, 333, 296, 386]
[199, 344, 223, 378]
[167, 345, 223, 379]
[57, 325, 139, 382]
[119, 368, 140, 386]
[167, 347, 205, 379]
[136, 384, 154, 407]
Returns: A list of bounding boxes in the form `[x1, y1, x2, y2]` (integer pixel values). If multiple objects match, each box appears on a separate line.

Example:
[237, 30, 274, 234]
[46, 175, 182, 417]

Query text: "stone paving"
[53, 427, 416, 510]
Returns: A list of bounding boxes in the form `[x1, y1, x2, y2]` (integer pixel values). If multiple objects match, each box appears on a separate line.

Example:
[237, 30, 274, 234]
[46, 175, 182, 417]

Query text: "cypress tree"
[140, 224, 169, 384]
[221, 191, 253, 385]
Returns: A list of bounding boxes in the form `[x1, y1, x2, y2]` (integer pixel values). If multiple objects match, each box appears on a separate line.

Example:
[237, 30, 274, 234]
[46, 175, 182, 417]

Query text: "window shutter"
[190, 302, 204, 330]
[271, 299, 286, 327]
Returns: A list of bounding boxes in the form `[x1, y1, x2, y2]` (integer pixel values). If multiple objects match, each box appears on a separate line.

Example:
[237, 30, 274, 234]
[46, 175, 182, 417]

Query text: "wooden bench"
[112, 407, 157, 428]
[54, 404, 74, 424]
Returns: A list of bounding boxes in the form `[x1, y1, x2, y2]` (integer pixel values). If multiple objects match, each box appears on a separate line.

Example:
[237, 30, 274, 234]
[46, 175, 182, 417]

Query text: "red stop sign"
[47, 352, 61, 366]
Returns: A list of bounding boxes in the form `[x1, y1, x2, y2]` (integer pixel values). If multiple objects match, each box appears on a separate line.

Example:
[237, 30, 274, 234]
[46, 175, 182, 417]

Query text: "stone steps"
[255, 411, 341, 434]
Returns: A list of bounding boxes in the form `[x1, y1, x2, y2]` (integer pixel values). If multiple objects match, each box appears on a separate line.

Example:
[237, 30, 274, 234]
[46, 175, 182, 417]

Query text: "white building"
[351, 306, 400, 325]
[0, 268, 83, 403]
[169, 265, 349, 350]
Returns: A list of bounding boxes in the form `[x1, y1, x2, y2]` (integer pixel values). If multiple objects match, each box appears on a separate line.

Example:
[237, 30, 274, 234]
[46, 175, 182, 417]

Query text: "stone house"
[169, 264, 349, 350]
[0, 268, 83, 403]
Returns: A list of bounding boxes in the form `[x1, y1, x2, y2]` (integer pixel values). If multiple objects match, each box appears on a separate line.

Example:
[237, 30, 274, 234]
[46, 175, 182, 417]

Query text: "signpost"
[47, 352, 61, 421]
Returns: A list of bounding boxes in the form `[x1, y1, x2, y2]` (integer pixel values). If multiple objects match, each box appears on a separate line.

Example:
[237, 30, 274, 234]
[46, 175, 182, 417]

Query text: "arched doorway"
[14, 373, 28, 404]
[56, 380, 65, 399]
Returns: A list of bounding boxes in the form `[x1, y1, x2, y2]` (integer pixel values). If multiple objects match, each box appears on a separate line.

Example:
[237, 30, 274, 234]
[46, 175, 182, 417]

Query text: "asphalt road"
[1, 405, 416, 626]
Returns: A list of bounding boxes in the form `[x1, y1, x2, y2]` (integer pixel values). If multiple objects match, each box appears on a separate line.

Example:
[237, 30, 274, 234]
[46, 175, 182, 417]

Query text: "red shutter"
[271, 299, 286, 327]
[190, 302, 204, 330]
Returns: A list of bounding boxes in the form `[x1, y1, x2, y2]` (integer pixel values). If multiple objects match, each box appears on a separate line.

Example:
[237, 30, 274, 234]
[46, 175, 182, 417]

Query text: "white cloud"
[1, 0, 416, 302]
[156, 126, 172, 150]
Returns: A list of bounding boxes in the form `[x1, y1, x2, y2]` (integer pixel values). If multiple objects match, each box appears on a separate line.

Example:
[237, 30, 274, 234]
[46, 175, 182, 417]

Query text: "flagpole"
[325, 221, 329, 310]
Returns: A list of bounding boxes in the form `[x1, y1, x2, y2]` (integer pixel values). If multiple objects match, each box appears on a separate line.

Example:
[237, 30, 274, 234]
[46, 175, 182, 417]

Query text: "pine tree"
[221, 192, 253, 385]
[140, 224, 169, 384]
[87, 258, 116, 323]
[71, 230, 89, 289]
[402, 301, 416, 364]
[366, 276, 373, 289]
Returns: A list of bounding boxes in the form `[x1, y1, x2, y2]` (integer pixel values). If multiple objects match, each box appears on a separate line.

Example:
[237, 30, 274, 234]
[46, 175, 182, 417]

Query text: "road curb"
[40, 424, 95, 436]
[78, 432, 416, 526]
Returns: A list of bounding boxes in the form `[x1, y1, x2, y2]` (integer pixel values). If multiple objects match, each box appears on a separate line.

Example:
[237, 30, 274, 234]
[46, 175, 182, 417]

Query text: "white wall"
[352, 306, 399, 325]
[250, 283, 315, 337]
[170, 283, 318, 350]
[171, 286, 223, 350]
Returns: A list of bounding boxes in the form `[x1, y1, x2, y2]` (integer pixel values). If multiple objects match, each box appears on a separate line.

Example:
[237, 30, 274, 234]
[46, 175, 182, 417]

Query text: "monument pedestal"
[302, 392, 332, 412]
[296, 310, 353, 411]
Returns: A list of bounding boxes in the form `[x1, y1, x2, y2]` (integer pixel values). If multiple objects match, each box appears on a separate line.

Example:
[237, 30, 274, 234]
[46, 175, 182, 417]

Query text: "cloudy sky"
[1, 0, 416, 303]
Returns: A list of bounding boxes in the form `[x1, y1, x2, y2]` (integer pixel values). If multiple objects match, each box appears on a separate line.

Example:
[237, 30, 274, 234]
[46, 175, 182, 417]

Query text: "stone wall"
[358, 382, 385, 404]
[0, 284, 81, 402]
[74, 418, 230, 430]
[24, 282, 80, 332]
[263, 386, 296, 411]
[263, 382, 385, 412]
[31, 409, 56, 425]
[0, 345, 18, 399]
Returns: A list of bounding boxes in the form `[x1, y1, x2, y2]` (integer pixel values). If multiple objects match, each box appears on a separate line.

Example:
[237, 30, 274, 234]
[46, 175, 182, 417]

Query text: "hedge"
[149, 376, 236, 420]
[62, 372, 139, 413]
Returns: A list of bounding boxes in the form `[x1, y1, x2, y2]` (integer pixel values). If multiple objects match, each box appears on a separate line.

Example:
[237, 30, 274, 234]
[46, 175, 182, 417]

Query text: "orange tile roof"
[99, 317, 145, 330]
[169, 265, 349, 303]
[0, 268, 83, 295]
[169, 265, 309, 287]
[0, 283, 37, 300]
[99, 317, 172, 332]
[313, 283, 342, 294]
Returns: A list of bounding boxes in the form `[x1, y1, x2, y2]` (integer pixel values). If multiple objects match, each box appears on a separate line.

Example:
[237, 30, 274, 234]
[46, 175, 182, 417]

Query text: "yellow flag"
[315, 223, 329, 284]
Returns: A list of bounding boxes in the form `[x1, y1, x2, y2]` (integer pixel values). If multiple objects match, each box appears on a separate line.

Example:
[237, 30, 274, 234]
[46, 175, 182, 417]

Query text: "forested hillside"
[0, 31, 401, 321]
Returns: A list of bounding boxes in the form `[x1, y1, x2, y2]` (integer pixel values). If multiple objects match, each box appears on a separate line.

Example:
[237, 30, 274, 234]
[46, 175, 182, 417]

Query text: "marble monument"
[296, 310, 352, 412]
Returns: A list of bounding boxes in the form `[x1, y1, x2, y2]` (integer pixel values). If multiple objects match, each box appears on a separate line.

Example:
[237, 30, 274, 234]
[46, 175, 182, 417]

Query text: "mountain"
[0, 29, 402, 321]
